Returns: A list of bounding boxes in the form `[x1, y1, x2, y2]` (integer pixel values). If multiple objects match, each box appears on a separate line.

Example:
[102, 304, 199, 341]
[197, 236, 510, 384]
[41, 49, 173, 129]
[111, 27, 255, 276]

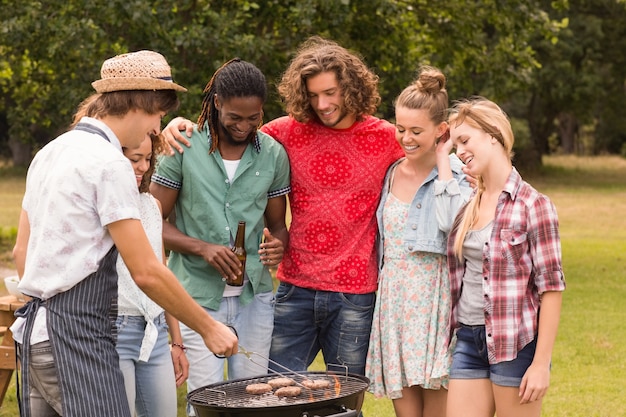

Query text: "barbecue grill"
[187, 370, 369, 417]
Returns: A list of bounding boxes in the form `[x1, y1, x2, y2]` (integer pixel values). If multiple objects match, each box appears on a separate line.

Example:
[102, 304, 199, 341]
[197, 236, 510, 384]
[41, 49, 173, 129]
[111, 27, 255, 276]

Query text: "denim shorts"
[449, 324, 537, 387]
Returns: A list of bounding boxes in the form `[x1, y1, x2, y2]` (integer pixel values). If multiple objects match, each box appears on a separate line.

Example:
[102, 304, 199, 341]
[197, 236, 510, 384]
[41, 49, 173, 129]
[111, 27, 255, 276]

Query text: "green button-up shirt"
[153, 128, 290, 310]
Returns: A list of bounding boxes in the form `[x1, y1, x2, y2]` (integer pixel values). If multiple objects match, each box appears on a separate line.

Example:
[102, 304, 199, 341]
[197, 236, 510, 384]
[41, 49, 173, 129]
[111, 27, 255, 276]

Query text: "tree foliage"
[1, 0, 624, 168]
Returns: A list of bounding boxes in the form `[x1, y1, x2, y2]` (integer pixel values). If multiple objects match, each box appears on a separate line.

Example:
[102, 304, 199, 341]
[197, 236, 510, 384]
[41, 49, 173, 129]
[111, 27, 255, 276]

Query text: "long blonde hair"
[449, 97, 514, 259]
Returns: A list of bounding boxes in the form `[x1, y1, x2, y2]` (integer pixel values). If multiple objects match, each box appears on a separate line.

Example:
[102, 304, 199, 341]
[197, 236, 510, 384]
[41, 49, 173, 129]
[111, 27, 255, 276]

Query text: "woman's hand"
[170, 344, 190, 387]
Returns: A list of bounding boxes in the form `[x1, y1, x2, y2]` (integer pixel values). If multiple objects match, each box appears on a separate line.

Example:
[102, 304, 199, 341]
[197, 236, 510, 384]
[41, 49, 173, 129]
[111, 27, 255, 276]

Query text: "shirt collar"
[79, 117, 123, 152]
[503, 167, 523, 201]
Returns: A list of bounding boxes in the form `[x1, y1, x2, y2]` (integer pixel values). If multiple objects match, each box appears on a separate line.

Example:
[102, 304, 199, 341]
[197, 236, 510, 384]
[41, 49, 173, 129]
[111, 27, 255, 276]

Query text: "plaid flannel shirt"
[447, 168, 566, 364]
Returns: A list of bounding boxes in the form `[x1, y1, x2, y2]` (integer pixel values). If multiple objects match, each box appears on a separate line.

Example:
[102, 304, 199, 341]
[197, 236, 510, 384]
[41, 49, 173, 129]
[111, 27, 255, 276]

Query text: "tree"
[521, 0, 626, 159]
[1, 0, 569, 168]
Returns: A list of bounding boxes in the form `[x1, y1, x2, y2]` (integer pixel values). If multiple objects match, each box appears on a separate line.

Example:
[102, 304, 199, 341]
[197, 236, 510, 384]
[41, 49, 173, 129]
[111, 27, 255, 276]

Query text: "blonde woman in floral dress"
[366, 67, 471, 417]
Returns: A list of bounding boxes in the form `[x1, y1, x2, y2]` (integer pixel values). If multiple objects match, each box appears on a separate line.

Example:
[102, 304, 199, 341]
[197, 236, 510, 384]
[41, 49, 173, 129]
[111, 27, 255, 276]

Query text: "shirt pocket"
[500, 229, 528, 263]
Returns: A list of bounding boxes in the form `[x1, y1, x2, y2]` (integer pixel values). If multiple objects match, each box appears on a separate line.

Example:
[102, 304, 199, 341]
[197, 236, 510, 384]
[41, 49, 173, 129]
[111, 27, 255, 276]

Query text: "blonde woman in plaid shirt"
[445, 97, 565, 417]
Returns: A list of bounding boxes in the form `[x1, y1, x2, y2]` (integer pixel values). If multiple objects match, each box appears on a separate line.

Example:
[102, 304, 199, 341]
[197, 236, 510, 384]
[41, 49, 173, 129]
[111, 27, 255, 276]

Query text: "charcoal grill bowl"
[188, 371, 369, 417]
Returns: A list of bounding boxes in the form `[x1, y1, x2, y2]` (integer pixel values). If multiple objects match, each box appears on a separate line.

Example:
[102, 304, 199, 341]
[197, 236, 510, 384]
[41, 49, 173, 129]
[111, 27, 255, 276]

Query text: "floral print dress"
[366, 193, 452, 399]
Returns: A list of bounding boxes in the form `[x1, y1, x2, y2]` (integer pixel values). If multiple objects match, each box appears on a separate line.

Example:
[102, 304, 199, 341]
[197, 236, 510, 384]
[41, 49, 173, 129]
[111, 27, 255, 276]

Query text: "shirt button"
[225, 226, 230, 231]
[408, 246, 413, 251]
[226, 203, 230, 208]
[225, 179, 229, 184]
[487, 333, 492, 338]
[256, 171, 260, 176]
[412, 224, 417, 230]
[416, 203, 422, 209]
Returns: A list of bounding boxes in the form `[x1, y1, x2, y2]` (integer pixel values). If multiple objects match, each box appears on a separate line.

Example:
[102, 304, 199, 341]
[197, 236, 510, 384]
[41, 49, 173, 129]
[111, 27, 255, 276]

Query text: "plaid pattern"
[447, 168, 565, 363]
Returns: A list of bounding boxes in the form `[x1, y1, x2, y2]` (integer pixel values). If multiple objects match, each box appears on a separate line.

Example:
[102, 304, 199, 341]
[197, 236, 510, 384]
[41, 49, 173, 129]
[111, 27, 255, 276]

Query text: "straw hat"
[92, 50, 187, 93]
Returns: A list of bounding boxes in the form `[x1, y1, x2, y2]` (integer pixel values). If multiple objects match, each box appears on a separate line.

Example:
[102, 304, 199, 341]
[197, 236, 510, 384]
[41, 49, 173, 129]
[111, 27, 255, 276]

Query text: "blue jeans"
[269, 283, 375, 376]
[450, 324, 538, 387]
[181, 291, 274, 415]
[116, 313, 177, 417]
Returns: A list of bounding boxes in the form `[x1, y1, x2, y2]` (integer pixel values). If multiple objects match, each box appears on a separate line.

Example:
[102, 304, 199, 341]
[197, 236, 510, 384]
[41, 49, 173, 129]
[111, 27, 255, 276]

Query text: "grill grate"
[188, 372, 368, 409]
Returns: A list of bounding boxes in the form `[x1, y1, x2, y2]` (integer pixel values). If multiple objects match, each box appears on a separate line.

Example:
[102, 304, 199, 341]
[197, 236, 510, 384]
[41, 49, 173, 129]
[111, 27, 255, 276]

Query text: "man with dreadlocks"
[150, 59, 290, 408]
[163, 38, 404, 383]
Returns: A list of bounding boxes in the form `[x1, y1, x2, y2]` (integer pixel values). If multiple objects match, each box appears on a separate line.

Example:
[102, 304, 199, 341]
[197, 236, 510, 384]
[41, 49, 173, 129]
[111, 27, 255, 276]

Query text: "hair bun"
[416, 66, 446, 95]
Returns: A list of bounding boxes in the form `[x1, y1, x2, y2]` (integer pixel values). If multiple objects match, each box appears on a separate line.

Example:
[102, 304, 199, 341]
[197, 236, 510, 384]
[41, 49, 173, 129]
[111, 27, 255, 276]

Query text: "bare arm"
[12, 209, 30, 278]
[259, 195, 289, 266]
[161, 116, 195, 155]
[518, 290, 563, 404]
[435, 127, 454, 182]
[149, 182, 242, 282]
[108, 218, 238, 356]
[165, 311, 189, 387]
[154, 198, 189, 386]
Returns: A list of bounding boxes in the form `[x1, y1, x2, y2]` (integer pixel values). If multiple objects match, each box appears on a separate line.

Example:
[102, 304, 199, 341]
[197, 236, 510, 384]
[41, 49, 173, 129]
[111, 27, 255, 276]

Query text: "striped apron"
[17, 246, 131, 417]
[15, 121, 132, 417]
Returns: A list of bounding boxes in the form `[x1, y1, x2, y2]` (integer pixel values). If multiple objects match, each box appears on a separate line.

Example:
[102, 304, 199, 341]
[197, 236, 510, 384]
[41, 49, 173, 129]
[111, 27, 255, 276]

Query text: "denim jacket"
[376, 154, 472, 272]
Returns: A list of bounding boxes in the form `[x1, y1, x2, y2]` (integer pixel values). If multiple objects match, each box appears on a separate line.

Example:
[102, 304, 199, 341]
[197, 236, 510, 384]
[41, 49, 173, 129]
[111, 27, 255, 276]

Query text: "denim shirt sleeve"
[434, 154, 472, 233]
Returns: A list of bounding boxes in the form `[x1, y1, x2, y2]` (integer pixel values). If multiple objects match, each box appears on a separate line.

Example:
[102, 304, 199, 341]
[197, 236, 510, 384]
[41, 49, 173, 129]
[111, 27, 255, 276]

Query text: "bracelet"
[171, 342, 187, 352]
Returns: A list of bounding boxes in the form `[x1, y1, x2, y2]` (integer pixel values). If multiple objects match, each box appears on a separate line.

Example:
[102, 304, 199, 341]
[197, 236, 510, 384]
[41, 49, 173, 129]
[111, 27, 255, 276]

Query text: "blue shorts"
[449, 324, 537, 387]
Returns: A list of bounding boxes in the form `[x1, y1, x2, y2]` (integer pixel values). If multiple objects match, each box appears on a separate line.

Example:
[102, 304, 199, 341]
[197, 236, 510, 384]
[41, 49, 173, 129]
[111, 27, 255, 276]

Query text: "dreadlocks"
[197, 58, 268, 154]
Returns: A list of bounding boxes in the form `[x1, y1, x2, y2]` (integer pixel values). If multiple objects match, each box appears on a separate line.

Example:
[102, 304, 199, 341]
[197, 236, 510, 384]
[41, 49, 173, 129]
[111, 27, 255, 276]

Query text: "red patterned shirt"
[447, 168, 566, 363]
[261, 116, 403, 293]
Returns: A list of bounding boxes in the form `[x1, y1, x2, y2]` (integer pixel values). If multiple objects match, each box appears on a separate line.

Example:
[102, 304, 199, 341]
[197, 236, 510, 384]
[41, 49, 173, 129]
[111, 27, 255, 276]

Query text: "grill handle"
[302, 406, 359, 417]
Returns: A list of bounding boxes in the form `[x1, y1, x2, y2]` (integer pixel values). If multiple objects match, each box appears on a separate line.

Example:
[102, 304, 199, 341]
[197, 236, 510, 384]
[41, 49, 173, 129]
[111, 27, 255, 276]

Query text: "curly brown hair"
[278, 36, 381, 123]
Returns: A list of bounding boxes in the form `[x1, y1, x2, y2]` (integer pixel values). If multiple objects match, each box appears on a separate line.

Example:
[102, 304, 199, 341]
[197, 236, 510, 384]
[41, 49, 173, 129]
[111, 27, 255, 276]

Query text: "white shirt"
[116, 193, 165, 360]
[12, 117, 140, 344]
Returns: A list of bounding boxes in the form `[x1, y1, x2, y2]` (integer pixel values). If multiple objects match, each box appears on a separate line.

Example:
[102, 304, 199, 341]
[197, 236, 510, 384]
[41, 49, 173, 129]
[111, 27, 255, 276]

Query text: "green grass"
[1, 155, 626, 416]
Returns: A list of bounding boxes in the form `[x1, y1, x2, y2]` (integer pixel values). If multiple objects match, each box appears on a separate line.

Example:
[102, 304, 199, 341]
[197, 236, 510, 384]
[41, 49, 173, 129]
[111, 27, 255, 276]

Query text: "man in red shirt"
[163, 37, 403, 376]
[260, 37, 403, 375]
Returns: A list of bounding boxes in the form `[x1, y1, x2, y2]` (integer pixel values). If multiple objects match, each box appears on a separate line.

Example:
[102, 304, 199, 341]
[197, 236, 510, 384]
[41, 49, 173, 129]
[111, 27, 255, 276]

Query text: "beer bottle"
[229, 221, 246, 286]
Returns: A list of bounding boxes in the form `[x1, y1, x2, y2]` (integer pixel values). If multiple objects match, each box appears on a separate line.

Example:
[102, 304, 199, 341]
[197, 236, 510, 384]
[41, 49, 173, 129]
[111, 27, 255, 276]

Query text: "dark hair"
[137, 133, 166, 193]
[197, 58, 267, 154]
[278, 36, 381, 123]
[71, 90, 179, 126]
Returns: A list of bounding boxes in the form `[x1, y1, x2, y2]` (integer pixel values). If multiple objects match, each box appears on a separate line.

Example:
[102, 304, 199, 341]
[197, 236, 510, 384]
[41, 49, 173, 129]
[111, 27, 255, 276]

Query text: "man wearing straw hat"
[11, 50, 238, 417]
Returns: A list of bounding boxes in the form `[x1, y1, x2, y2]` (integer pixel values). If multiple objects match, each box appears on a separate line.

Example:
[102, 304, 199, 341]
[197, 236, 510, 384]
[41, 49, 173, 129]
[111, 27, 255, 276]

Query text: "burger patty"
[274, 386, 302, 397]
[267, 377, 295, 389]
[245, 383, 273, 395]
[302, 379, 331, 390]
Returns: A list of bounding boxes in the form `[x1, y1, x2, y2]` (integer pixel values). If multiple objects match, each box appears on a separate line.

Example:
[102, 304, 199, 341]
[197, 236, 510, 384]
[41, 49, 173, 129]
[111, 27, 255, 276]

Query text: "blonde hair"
[395, 66, 448, 125]
[448, 97, 514, 258]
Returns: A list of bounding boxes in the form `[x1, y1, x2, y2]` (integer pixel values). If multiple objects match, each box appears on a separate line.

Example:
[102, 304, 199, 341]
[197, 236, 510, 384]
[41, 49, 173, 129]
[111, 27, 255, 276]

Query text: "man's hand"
[259, 227, 285, 266]
[203, 321, 239, 357]
[200, 242, 243, 283]
[162, 116, 195, 155]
